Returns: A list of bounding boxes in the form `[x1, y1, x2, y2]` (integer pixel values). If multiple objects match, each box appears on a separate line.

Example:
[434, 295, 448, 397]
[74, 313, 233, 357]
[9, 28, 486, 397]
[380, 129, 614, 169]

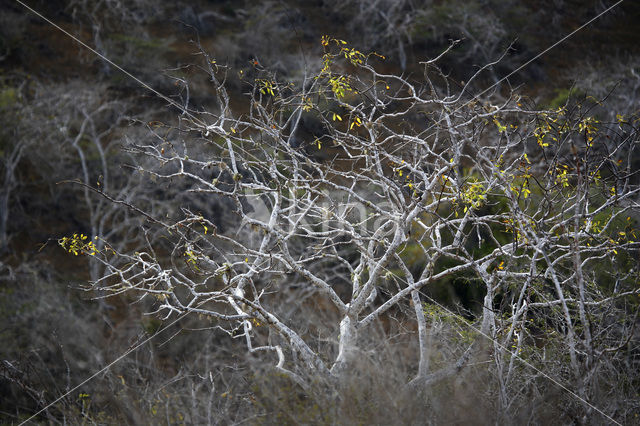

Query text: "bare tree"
[64, 38, 640, 422]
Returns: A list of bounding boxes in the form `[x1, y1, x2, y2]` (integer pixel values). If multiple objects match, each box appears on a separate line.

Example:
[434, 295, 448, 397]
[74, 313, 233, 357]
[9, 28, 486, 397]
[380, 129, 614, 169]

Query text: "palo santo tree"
[64, 37, 640, 420]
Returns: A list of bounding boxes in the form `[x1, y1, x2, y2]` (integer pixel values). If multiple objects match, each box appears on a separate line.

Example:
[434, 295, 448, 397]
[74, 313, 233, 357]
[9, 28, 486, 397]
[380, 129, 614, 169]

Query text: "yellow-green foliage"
[0, 87, 17, 108]
[58, 233, 98, 256]
[547, 88, 581, 109]
[423, 303, 477, 344]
